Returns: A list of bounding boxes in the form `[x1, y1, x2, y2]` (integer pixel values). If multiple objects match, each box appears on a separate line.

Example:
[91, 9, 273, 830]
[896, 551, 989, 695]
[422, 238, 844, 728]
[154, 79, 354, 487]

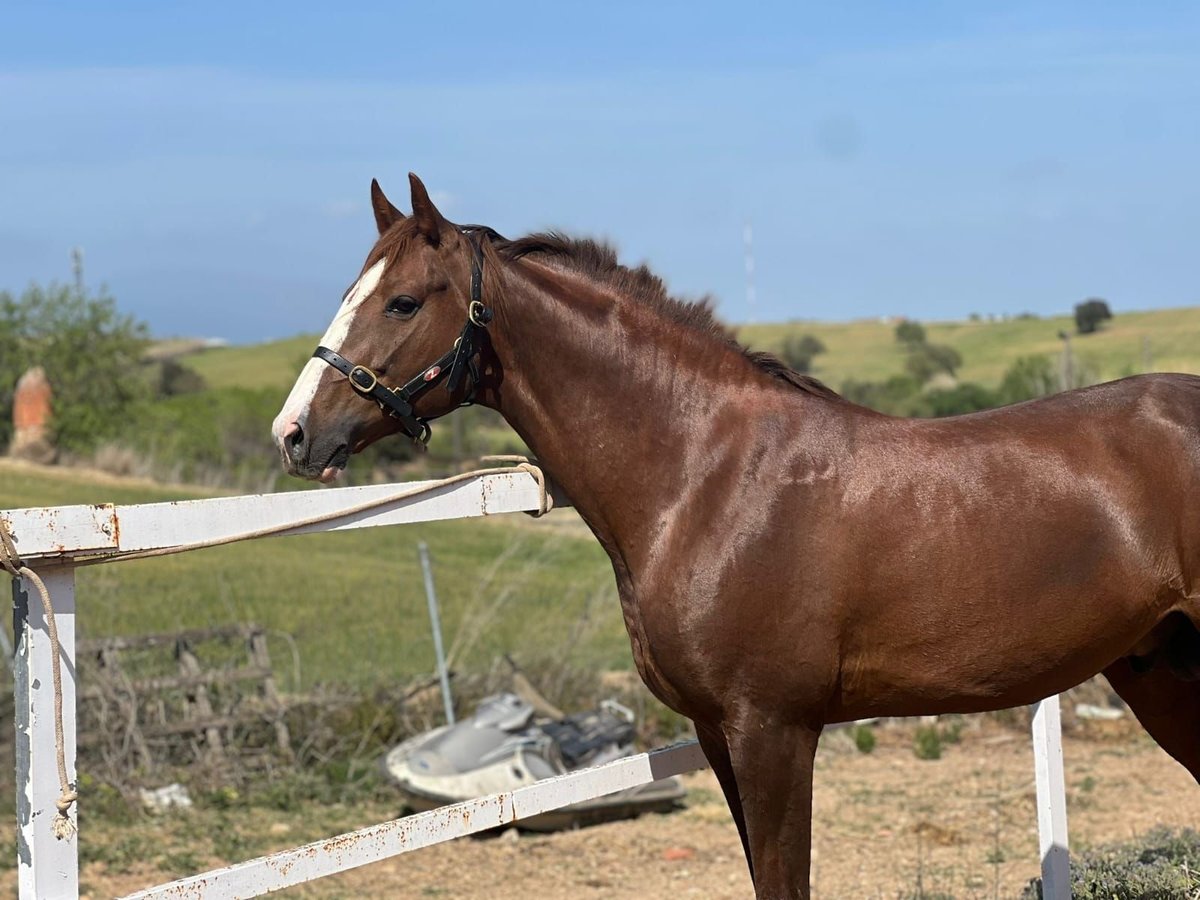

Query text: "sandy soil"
[59, 722, 1200, 900]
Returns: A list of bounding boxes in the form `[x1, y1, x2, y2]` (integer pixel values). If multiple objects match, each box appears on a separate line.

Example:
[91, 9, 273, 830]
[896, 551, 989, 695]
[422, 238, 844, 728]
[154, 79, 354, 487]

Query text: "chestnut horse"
[274, 174, 1200, 898]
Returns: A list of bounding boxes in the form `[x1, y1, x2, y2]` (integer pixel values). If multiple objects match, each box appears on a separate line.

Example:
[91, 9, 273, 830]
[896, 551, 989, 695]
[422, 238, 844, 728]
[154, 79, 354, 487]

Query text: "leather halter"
[312, 227, 497, 444]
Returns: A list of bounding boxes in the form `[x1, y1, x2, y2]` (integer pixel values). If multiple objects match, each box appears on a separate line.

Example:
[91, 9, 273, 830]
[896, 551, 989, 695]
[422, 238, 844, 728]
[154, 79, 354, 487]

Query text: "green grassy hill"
[741, 307, 1200, 389]
[0, 461, 624, 690]
[182, 306, 1200, 396]
[183, 333, 317, 391]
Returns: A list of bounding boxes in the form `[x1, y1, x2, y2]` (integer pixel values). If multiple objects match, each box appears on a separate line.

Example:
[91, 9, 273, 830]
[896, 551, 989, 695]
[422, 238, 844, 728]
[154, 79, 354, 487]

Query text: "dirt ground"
[46, 721, 1198, 900]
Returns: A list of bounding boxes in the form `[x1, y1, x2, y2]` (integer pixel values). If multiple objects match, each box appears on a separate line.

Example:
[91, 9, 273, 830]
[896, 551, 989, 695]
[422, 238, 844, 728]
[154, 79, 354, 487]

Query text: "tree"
[904, 342, 962, 383]
[894, 319, 926, 346]
[998, 355, 1057, 404]
[779, 333, 826, 374]
[1075, 298, 1113, 335]
[0, 282, 149, 452]
[157, 358, 207, 397]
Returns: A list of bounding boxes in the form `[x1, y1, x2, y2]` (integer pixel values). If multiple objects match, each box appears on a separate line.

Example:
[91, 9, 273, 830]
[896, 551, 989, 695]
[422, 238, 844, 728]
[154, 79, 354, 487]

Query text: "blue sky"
[1, 2, 1197, 342]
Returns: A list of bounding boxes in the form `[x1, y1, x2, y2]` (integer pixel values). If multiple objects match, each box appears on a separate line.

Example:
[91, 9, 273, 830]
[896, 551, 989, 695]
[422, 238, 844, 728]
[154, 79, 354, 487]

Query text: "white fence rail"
[122, 741, 708, 900]
[4, 470, 1070, 899]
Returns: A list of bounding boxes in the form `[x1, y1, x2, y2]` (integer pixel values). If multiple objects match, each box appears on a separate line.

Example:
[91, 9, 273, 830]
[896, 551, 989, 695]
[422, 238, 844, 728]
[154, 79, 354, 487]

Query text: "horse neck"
[481, 260, 779, 559]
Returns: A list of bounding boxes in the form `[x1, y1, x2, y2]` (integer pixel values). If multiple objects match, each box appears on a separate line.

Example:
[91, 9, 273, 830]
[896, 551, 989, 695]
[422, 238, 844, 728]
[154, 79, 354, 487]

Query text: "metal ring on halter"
[348, 365, 379, 394]
[469, 301, 489, 327]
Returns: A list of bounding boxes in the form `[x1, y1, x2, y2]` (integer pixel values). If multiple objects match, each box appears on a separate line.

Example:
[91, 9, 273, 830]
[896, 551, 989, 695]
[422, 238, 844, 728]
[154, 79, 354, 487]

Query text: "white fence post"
[13, 566, 78, 900]
[1032, 695, 1069, 900]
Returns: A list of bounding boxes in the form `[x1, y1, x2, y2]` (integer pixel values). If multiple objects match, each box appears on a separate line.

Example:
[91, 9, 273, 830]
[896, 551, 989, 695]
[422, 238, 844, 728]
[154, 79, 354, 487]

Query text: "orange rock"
[662, 846, 695, 862]
[9, 367, 56, 463]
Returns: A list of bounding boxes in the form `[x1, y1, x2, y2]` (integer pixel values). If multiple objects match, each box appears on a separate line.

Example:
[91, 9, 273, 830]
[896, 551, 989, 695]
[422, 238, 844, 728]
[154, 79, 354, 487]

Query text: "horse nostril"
[287, 423, 305, 461]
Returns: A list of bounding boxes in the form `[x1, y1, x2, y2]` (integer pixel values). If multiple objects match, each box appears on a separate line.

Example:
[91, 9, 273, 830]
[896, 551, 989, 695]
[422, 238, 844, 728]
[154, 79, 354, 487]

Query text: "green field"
[184, 334, 318, 391]
[740, 306, 1200, 389]
[183, 306, 1200, 395]
[0, 462, 625, 690]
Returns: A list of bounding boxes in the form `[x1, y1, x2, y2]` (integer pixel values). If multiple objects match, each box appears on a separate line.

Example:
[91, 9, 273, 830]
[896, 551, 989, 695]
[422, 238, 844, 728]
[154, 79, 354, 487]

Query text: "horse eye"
[384, 295, 422, 319]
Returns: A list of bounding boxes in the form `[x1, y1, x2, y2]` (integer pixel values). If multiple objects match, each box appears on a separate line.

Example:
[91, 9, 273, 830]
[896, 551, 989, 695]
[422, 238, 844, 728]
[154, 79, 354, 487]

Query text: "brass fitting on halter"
[348, 365, 379, 395]
[469, 300, 492, 328]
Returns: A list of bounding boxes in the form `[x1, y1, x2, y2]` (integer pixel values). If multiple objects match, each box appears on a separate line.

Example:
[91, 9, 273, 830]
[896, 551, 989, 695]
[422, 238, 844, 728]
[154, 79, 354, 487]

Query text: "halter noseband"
[312, 227, 498, 444]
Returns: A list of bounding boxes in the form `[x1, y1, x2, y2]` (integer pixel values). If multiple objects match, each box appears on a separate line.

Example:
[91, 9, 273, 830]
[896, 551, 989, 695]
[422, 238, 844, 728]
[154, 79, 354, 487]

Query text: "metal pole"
[417, 542, 455, 725]
[1057, 330, 1073, 390]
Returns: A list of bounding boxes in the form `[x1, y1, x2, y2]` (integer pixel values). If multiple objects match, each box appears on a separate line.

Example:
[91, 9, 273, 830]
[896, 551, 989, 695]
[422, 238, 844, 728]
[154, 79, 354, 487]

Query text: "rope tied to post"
[0, 521, 77, 840]
[0, 457, 555, 839]
[479, 456, 554, 518]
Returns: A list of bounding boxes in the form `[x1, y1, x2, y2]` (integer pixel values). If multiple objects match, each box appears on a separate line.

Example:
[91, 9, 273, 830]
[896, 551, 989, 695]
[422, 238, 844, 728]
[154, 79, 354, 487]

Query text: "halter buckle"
[348, 365, 379, 394]
[469, 301, 491, 327]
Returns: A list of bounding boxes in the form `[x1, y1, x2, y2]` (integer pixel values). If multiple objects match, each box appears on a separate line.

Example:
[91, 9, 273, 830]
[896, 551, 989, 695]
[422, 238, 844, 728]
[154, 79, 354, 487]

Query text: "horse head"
[272, 174, 495, 481]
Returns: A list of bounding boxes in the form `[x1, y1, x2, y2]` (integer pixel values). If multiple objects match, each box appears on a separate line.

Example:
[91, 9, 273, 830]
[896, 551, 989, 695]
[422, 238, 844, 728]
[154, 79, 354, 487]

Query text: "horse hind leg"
[1164, 610, 1200, 680]
[1104, 653, 1200, 781]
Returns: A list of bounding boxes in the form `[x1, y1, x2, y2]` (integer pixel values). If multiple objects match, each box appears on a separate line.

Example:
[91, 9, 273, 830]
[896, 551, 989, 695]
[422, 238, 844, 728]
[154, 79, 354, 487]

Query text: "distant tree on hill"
[157, 358, 207, 397]
[1075, 298, 1113, 335]
[894, 319, 926, 346]
[905, 342, 962, 383]
[780, 333, 827, 373]
[998, 355, 1058, 404]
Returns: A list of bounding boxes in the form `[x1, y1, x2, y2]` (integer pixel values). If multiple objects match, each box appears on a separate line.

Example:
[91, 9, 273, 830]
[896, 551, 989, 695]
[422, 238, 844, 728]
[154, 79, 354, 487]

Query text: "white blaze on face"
[272, 257, 388, 443]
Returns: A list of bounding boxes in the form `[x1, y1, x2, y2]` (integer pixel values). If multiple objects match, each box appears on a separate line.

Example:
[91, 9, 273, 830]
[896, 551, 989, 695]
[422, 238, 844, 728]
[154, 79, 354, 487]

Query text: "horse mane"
[497, 232, 840, 400]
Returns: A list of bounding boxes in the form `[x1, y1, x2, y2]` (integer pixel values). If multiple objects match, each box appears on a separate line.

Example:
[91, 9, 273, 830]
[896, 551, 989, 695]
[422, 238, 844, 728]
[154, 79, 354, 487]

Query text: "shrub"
[117, 386, 286, 488]
[913, 724, 943, 760]
[156, 358, 207, 397]
[779, 333, 826, 374]
[1021, 827, 1200, 899]
[919, 383, 999, 417]
[999, 355, 1058, 404]
[841, 375, 923, 416]
[852, 724, 876, 754]
[895, 319, 927, 346]
[905, 342, 963, 383]
[939, 717, 964, 744]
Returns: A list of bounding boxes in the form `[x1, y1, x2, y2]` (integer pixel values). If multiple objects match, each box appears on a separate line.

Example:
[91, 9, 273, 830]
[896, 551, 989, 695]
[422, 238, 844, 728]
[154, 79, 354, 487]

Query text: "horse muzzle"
[275, 418, 350, 482]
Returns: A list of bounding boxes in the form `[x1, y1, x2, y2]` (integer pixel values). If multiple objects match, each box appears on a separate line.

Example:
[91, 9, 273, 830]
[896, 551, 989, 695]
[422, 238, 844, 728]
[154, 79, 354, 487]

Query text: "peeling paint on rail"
[1, 503, 117, 560]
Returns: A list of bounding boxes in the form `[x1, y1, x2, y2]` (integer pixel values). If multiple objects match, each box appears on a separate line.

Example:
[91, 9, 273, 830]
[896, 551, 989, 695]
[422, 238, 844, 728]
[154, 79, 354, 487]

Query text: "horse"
[273, 174, 1200, 898]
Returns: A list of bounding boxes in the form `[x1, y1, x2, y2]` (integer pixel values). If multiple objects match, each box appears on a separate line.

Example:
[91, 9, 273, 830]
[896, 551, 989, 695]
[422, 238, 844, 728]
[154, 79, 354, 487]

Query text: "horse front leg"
[695, 720, 754, 883]
[724, 712, 822, 900]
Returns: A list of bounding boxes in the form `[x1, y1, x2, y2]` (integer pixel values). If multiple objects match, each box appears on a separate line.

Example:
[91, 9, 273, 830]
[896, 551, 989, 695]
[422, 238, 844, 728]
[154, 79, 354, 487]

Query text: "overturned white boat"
[382, 692, 687, 831]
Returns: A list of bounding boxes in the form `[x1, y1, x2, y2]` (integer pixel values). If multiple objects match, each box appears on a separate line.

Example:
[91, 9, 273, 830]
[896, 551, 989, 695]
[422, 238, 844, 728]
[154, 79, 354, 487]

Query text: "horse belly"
[830, 508, 1176, 719]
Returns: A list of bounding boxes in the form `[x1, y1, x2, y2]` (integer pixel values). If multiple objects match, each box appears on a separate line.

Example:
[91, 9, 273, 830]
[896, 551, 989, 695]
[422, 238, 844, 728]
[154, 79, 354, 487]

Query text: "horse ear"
[408, 172, 450, 245]
[370, 178, 403, 235]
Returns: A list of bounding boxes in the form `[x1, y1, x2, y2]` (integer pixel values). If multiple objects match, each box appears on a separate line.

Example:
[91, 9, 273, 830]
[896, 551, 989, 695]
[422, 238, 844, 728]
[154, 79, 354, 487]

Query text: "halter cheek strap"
[312, 227, 496, 444]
